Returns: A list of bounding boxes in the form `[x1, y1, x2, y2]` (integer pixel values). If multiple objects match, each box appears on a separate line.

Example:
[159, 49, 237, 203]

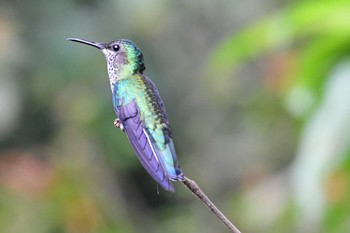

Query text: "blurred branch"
[182, 176, 242, 233]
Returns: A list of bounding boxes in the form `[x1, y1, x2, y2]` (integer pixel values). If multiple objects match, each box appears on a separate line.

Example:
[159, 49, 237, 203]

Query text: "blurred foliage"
[208, 0, 350, 118]
[207, 0, 350, 232]
[0, 0, 350, 232]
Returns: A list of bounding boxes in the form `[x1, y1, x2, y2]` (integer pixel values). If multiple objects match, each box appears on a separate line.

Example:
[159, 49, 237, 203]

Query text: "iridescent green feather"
[115, 75, 168, 150]
[113, 74, 182, 179]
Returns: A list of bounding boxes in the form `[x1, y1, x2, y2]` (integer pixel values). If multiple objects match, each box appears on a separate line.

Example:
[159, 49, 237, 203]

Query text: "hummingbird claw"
[114, 118, 125, 132]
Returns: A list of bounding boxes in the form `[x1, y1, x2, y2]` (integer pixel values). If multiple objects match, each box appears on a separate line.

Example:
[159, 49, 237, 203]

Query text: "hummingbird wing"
[113, 76, 184, 192]
[116, 100, 175, 192]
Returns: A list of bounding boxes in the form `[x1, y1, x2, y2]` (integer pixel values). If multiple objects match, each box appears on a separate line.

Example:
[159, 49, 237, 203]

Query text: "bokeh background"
[1, 0, 350, 232]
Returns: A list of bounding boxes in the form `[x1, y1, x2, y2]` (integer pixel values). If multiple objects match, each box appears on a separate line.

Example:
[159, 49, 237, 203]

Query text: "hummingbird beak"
[67, 38, 105, 50]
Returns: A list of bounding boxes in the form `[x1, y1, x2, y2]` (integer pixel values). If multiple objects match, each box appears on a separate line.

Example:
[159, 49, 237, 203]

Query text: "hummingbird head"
[67, 38, 145, 85]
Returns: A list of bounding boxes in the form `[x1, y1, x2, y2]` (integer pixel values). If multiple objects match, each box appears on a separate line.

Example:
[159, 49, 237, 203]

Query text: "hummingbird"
[67, 38, 184, 192]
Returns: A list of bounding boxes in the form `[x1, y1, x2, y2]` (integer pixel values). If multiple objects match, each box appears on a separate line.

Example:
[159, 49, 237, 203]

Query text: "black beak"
[67, 38, 105, 50]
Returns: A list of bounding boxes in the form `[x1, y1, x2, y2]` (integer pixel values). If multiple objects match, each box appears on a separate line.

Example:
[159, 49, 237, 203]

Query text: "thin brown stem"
[182, 176, 242, 233]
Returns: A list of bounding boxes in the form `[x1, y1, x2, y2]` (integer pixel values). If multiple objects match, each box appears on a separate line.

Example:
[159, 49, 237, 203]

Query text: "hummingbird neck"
[106, 62, 144, 92]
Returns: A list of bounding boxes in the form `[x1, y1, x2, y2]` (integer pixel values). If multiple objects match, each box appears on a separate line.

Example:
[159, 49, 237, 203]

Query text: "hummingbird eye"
[111, 44, 120, 52]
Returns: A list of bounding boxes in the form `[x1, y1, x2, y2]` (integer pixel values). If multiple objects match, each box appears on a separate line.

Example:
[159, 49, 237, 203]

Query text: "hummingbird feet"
[114, 118, 125, 132]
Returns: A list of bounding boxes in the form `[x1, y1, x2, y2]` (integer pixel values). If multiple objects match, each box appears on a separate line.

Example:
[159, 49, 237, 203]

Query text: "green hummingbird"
[67, 38, 184, 192]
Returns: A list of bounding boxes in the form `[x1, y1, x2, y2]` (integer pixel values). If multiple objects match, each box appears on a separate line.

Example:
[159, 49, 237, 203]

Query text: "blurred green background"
[1, 0, 350, 232]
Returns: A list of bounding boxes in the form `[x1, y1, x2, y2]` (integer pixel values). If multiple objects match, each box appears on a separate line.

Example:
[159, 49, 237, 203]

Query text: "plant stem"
[182, 176, 242, 233]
